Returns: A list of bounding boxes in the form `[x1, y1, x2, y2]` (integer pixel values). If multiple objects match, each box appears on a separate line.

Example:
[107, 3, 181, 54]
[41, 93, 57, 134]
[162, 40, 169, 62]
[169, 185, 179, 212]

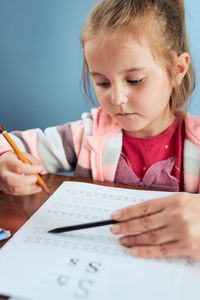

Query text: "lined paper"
[0, 181, 199, 300]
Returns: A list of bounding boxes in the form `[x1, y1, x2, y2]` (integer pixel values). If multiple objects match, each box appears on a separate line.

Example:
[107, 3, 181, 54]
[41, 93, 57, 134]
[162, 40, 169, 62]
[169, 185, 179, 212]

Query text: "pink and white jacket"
[1, 108, 200, 193]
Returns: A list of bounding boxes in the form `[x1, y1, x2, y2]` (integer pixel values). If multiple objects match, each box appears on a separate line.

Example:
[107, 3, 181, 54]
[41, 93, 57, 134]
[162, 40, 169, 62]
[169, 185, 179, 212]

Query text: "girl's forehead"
[84, 30, 167, 75]
[84, 30, 150, 55]
[84, 31, 154, 66]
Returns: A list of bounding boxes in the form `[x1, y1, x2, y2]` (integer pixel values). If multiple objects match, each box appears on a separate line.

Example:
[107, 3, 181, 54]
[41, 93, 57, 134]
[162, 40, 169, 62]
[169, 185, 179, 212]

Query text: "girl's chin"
[121, 124, 152, 138]
[119, 122, 146, 133]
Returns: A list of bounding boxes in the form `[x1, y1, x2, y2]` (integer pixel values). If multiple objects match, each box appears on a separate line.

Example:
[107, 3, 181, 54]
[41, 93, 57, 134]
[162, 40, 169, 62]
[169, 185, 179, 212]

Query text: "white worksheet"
[0, 182, 200, 300]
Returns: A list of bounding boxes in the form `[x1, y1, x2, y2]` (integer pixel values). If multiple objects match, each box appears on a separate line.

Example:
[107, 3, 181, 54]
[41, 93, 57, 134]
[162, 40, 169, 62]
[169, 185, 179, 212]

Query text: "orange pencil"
[0, 125, 49, 194]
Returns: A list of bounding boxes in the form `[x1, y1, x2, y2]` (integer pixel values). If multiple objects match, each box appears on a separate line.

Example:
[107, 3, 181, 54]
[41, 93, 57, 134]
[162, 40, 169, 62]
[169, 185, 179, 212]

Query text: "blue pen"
[0, 229, 11, 241]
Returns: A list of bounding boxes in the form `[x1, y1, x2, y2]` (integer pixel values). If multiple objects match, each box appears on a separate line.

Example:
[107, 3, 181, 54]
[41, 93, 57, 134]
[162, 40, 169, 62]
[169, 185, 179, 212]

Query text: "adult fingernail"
[129, 248, 138, 256]
[120, 237, 129, 245]
[110, 224, 120, 233]
[111, 210, 121, 220]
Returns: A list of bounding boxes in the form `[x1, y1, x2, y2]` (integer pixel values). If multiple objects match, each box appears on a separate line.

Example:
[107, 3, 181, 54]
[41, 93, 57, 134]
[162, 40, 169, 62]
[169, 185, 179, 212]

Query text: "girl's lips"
[117, 112, 137, 116]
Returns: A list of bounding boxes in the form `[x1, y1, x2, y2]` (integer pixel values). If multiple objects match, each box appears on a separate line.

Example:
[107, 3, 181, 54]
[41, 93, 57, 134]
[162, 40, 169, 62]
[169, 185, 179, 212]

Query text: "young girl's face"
[84, 31, 174, 137]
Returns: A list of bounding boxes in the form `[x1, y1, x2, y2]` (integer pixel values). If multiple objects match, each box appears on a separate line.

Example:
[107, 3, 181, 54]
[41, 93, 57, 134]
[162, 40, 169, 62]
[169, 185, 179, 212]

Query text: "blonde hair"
[81, 0, 195, 112]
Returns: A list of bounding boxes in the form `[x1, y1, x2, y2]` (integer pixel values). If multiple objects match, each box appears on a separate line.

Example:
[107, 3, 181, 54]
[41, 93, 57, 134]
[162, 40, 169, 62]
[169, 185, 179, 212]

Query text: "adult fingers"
[110, 210, 167, 234]
[128, 241, 183, 259]
[119, 226, 175, 247]
[110, 196, 169, 222]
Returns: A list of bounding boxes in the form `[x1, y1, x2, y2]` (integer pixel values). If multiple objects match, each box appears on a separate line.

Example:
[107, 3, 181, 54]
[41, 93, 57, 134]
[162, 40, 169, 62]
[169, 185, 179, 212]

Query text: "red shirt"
[121, 118, 185, 191]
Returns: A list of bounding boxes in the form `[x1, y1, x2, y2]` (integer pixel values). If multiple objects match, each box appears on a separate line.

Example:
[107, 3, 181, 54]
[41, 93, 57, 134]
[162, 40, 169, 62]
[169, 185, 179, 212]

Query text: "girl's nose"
[111, 89, 128, 105]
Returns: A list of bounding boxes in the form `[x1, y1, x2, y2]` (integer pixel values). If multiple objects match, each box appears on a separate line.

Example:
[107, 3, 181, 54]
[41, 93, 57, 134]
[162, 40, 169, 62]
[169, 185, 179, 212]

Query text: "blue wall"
[0, 0, 199, 132]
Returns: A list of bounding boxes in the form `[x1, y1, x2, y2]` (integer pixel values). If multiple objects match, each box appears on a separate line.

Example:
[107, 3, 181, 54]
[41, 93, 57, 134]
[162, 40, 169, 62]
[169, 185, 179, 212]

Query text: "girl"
[0, 0, 200, 259]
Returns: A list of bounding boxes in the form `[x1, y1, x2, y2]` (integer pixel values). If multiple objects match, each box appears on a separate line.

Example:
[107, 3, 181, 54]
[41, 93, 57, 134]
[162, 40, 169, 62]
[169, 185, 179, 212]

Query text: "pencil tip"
[48, 229, 56, 233]
[42, 183, 50, 195]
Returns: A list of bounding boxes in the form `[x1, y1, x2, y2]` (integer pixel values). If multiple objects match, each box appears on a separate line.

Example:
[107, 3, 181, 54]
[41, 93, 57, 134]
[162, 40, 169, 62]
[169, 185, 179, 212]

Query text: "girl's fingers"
[0, 152, 45, 195]
[5, 172, 38, 187]
[128, 241, 185, 259]
[0, 171, 42, 195]
[6, 183, 42, 196]
[7, 156, 43, 175]
[111, 196, 169, 221]
[119, 226, 175, 247]
[110, 210, 166, 234]
[23, 152, 42, 166]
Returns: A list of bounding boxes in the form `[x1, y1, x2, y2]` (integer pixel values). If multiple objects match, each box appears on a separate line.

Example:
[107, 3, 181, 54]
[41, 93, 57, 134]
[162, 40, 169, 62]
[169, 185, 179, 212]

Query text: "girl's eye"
[128, 79, 143, 85]
[96, 82, 110, 87]
[96, 78, 143, 88]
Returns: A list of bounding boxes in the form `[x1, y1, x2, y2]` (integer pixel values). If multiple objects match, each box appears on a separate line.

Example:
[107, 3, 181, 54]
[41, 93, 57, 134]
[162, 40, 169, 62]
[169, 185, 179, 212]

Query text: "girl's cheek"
[131, 92, 151, 108]
[97, 94, 110, 106]
[128, 95, 144, 108]
[94, 89, 105, 103]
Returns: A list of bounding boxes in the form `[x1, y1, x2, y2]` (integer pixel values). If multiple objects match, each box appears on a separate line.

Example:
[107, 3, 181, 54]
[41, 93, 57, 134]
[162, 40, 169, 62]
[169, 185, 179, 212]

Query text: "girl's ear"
[175, 52, 190, 85]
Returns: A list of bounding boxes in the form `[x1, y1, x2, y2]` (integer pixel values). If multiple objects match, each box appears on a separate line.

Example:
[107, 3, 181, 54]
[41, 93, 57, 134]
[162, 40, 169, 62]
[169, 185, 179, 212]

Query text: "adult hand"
[110, 193, 200, 259]
[0, 152, 44, 195]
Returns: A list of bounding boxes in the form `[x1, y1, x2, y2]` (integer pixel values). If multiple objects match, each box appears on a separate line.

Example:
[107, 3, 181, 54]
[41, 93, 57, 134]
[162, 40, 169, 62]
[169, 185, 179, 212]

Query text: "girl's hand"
[110, 193, 200, 259]
[0, 152, 44, 195]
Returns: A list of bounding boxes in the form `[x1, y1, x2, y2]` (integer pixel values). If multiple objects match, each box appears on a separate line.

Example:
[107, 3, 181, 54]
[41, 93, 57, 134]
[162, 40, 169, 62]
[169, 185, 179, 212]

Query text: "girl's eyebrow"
[90, 67, 147, 76]
[123, 67, 147, 73]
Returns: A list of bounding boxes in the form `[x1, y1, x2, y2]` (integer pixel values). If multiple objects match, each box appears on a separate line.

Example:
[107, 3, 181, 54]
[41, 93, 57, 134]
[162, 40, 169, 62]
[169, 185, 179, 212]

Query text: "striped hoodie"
[1, 107, 200, 193]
